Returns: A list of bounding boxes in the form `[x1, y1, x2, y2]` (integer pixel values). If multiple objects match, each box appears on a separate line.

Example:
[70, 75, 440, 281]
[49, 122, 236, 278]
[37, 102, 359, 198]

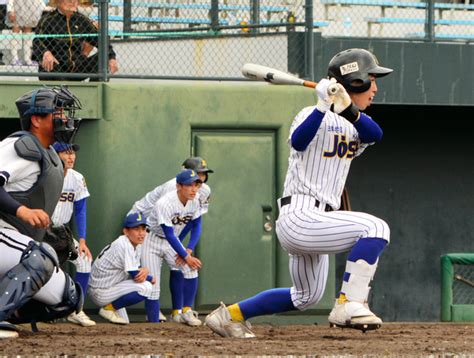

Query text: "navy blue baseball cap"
[53, 141, 80, 153]
[176, 169, 202, 185]
[123, 212, 148, 228]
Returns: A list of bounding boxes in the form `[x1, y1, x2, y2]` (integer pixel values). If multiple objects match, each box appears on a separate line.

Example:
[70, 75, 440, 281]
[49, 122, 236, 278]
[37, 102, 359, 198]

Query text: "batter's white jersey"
[51, 169, 90, 225]
[275, 107, 389, 311]
[129, 178, 211, 218]
[89, 235, 142, 290]
[283, 106, 369, 210]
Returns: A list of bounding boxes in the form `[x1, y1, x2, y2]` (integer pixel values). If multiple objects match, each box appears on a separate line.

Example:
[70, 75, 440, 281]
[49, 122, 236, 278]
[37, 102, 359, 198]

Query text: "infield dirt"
[0, 321, 472, 356]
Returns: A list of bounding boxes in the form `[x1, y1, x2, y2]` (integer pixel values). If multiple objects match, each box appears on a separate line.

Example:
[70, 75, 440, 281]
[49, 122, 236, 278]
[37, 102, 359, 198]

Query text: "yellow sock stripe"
[104, 303, 115, 311]
[182, 306, 191, 313]
[228, 303, 244, 322]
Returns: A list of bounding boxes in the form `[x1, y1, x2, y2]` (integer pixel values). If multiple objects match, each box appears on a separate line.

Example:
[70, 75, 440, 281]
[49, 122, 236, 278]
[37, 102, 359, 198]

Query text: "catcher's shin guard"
[0, 241, 59, 321]
[10, 274, 83, 327]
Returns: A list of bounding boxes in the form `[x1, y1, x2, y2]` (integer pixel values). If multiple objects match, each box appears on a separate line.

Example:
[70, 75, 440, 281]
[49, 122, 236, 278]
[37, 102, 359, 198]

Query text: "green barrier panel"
[440, 253, 474, 322]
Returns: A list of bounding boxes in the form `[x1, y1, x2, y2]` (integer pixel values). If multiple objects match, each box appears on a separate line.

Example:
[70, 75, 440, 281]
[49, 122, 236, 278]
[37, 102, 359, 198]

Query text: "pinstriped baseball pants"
[276, 194, 390, 310]
[141, 232, 198, 300]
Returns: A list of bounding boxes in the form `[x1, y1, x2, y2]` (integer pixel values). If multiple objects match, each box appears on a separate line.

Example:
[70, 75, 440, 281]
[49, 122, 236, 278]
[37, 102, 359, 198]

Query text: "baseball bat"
[241, 63, 339, 94]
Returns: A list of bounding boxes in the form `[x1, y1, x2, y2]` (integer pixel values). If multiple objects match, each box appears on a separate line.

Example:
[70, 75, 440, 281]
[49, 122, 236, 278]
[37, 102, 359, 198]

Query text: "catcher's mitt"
[43, 225, 78, 265]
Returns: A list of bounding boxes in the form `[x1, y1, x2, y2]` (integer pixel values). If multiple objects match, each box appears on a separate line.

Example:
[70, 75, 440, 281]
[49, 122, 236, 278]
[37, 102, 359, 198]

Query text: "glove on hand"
[332, 83, 360, 123]
[43, 225, 78, 265]
[315, 78, 337, 113]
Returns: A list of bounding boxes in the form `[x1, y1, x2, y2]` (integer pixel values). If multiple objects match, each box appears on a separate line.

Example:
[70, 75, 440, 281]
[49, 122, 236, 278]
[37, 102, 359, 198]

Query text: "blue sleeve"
[353, 113, 383, 143]
[290, 108, 325, 151]
[0, 186, 21, 215]
[187, 216, 202, 251]
[73, 198, 87, 239]
[128, 270, 139, 279]
[129, 270, 153, 282]
[161, 224, 188, 259]
[178, 221, 192, 241]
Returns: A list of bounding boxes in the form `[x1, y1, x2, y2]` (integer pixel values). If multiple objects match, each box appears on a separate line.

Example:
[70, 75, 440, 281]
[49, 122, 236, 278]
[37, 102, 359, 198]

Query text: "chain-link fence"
[0, 0, 472, 80]
[453, 264, 474, 305]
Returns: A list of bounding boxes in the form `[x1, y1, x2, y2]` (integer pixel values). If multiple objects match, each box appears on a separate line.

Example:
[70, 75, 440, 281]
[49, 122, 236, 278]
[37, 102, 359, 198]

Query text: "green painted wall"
[0, 82, 335, 322]
[289, 34, 474, 106]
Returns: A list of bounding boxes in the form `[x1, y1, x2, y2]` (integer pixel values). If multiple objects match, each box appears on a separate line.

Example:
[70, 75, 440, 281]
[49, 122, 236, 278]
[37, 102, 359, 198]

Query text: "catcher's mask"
[327, 48, 393, 93]
[15, 86, 82, 144]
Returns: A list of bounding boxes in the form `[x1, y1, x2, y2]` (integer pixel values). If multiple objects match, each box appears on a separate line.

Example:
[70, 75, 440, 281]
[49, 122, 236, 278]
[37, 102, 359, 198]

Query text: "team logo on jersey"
[340, 62, 359, 75]
[171, 214, 193, 225]
[323, 134, 358, 159]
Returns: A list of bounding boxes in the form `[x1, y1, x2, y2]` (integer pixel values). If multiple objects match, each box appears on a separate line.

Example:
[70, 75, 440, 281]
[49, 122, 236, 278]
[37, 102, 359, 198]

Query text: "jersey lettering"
[171, 214, 193, 226]
[323, 134, 358, 159]
[59, 191, 76, 202]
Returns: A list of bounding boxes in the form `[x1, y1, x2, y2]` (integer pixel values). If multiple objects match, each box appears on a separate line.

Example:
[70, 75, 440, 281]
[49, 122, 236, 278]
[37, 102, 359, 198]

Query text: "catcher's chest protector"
[0, 132, 64, 241]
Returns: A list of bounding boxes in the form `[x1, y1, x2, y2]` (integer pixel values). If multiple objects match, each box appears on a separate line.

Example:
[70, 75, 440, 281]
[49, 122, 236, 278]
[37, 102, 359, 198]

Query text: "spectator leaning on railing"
[33, 0, 118, 81]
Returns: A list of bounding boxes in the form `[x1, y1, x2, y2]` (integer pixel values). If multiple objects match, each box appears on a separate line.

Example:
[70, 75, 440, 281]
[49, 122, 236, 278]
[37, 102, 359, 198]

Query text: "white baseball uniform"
[130, 178, 211, 217]
[142, 190, 202, 300]
[51, 168, 91, 273]
[0, 137, 67, 306]
[275, 106, 390, 310]
[88, 235, 153, 307]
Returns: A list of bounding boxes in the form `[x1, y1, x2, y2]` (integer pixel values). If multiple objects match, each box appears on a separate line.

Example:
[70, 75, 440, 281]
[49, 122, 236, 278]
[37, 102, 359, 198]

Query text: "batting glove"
[315, 78, 337, 113]
[332, 84, 360, 123]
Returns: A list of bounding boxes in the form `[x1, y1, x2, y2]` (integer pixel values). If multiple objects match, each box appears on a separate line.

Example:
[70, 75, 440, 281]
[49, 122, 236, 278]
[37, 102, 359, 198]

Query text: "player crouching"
[88, 213, 156, 324]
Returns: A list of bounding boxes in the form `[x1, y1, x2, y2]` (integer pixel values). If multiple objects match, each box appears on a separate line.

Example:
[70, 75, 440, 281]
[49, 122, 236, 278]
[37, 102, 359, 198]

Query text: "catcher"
[0, 86, 83, 339]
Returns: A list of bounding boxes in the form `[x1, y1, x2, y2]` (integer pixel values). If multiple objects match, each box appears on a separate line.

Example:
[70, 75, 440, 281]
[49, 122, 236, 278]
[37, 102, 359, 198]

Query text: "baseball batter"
[129, 157, 213, 324]
[206, 48, 393, 338]
[88, 212, 155, 325]
[141, 169, 203, 326]
[51, 141, 95, 327]
[0, 86, 83, 339]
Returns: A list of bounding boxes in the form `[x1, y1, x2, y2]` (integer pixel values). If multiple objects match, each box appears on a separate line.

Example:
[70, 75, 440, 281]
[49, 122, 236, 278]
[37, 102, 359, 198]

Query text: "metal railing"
[0, 0, 471, 81]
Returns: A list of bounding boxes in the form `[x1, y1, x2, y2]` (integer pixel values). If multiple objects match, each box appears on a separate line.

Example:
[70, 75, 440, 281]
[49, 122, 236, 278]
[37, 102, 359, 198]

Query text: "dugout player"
[205, 48, 393, 338]
[0, 86, 83, 339]
[129, 157, 213, 325]
[51, 141, 95, 327]
[88, 212, 156, 325]
[142, 169, 204, 326]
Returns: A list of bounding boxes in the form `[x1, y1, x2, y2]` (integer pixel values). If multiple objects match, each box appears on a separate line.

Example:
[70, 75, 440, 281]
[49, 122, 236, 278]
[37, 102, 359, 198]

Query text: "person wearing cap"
[128, 157, 213, 325]
[142, 169, 204, 326]
[88, 212, 156, 325]
[51, 141, 95, 327]
[0, 86, 82, 339]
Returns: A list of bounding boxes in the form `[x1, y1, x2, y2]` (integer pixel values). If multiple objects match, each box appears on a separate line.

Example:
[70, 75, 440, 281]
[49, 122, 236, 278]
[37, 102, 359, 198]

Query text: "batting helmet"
[15, 86, 82, 143]
[182, 157, 214, 182]
[327, 48, 393, 93]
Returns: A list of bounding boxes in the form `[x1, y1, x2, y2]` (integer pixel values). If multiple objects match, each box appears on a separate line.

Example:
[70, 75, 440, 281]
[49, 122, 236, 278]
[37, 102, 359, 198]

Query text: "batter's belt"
[279, 195, 333, 212]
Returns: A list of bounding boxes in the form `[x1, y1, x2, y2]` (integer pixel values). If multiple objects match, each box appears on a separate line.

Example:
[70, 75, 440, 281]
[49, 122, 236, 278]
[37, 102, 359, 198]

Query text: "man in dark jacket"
[33, 0, 118, 81]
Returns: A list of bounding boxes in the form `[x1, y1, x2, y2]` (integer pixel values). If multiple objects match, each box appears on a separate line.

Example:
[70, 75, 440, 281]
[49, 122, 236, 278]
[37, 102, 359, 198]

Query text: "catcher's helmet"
[182, 157, 213, 182]
[327, 48, 393, 93]
[15, 86, 82, 143]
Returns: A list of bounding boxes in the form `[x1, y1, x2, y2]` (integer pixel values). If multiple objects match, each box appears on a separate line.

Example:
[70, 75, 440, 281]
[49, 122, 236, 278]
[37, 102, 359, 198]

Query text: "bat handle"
[303, 80, 317, 88]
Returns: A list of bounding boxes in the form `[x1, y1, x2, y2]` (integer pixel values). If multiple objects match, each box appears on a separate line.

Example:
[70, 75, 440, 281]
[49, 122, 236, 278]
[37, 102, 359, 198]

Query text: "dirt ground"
[1, 321, 473, 357]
